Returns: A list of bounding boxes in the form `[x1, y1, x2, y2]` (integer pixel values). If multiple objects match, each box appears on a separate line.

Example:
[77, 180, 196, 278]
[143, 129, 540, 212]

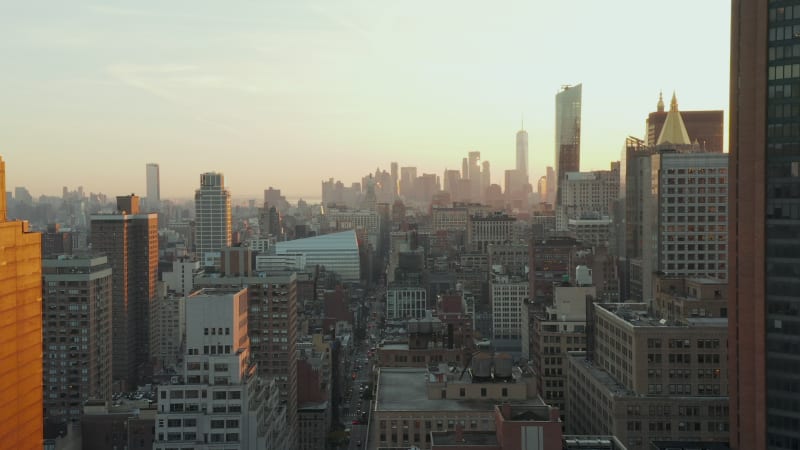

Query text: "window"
[480, 388, 487, 397]
[459, 388, 465, 397]
[501, 388, 508, 397]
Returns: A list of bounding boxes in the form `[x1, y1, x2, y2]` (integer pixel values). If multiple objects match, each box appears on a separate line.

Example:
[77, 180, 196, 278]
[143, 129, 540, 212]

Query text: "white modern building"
[254, 253, 306, 273]
[386, 285, 427, 320]
[491, 276, 529, 354]
[194, 172, 232, 267]
[153, 288, 289, 450]
[274, 230, 360, 283]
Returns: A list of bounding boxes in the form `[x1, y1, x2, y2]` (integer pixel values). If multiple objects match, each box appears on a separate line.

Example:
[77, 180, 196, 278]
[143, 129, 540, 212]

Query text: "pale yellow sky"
[1, 1, 730, 200]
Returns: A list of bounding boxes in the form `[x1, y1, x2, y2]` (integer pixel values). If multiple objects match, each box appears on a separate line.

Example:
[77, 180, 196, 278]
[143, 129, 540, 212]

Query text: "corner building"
[0, 156, 43, 449]
[730, 1, 800, 448]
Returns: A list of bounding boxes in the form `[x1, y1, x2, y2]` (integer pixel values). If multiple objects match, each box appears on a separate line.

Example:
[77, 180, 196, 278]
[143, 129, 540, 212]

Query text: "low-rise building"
[370, 360, 539, 450]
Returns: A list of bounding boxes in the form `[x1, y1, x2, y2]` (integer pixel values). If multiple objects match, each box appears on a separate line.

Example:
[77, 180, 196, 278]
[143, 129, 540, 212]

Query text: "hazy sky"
[2, 1, 730, 201]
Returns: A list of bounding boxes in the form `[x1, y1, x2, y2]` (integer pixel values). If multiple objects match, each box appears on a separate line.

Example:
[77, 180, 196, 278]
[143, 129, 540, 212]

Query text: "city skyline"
[2, 1, 729, 199]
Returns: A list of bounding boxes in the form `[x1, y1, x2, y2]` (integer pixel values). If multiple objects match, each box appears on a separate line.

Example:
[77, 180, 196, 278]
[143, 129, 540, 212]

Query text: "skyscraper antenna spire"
[521, 114, 524, 130]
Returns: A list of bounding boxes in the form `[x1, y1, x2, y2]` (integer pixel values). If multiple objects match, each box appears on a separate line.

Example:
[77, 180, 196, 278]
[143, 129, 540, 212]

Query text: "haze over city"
[2, 0, 729, 199]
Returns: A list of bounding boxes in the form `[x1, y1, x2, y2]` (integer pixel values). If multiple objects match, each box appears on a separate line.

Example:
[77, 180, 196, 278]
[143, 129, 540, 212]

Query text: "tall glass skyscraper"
[730, 1, 800, 448]
[195, 172, 232, 267]
[516, 127, 529, 180]
[555, 84, 582, 206]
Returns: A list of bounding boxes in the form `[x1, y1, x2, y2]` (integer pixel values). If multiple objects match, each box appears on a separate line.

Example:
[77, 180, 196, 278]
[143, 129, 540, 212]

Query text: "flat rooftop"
[567, 353, 635, 397]
[377, 368, 538, 412]
[431, 430, 498, 446]
[598, 303, 727, 328]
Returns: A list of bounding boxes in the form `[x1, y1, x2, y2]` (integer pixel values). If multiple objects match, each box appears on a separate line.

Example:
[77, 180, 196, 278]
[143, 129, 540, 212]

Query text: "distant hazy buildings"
[194, 172, 232, 267]
[91, 195, 158, 387]
[145, 163, 160, 212]
[42, 255, 113, 424]
[555, 84, 582, 206]
[0, 156, 43, 448]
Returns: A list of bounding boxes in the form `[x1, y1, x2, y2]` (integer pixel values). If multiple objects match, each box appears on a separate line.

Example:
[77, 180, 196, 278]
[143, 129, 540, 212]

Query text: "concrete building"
[468, 213, 517, 253]
[275, 230, 360, 283]
[162, 258, 202, 296]
[194, 172, 232, 267]
[566, 302, 728, 450]
[81, 400, 156, 450]
[490, 276, 529, 354]
[657, 152, 729, 281]
[298, 402, 329, 450]
[530, 279, 594, 420]
[91, 194, 158, 387]
[370, 363, 541, 450]
[146, 163, 160, 212]
[430, 403, 566, 450]
[652, 275, 727, 323]
[386, 284, 427, 320]
[195, 272, 308, 447]
[325, 209, 381, 250]
[153, 288, 289, 450]
[555, 84, 582, 206]
[557, 163, 619, 231]
[150, 283, 186, 372]
[567, 217, 613, 248]
[0, 156, 43, 449]
[42, 254, 113, 424]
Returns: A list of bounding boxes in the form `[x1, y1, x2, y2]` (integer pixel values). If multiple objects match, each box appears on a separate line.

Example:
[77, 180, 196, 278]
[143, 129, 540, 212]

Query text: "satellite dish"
[659, 319, 667, 325]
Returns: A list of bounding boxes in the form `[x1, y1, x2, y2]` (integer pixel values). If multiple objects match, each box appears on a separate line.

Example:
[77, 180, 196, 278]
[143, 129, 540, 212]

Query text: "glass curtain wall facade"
[555, 84, 582, 206]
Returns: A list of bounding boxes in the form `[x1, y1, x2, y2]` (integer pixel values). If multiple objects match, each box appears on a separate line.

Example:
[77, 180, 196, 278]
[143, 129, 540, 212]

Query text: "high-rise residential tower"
[42, 255, 113, 424]
[516, 126, 529, 180]
[0, 156, 43, 448]
[555, 84, 582, 206]
[729, 2, 800, 448]
[145, 163, 160, 212]
[91, 195, 158, 387]
[194, 172, 232, 267]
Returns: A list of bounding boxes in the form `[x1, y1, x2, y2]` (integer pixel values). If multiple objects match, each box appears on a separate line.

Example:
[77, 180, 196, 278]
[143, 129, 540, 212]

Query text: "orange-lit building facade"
[0, 156, 43, 448]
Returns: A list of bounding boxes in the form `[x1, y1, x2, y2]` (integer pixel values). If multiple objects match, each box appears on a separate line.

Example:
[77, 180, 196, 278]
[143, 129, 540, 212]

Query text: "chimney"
[455, 423, 464, 442]
[501, 402, 512, 419]
[549, 406, 561, 421]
